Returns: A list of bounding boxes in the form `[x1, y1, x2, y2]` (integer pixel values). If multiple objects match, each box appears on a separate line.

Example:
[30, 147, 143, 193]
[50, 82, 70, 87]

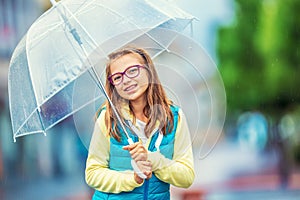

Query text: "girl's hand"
[123, 142, 148, 162]
[134, 160, 152, 183]
[123, 142, 152, 182]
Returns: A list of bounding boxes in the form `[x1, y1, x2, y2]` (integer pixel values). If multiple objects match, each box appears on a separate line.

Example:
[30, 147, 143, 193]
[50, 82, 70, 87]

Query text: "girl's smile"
[124, 84, 137, 92]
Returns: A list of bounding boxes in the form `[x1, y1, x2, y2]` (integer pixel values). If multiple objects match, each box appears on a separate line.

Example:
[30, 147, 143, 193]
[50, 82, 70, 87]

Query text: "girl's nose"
[122, 74, 132, 85]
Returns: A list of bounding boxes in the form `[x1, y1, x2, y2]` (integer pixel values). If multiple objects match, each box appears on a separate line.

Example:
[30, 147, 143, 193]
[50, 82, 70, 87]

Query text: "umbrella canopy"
[8, 0, 195, 141]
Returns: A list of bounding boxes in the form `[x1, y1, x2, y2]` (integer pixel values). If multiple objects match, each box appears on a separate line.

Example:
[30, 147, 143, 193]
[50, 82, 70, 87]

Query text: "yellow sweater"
[85, 107, 195, 193]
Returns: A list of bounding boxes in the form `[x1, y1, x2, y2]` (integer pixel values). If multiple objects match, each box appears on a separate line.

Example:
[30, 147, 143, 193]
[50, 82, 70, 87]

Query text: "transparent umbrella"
[8, 0, 195, 142]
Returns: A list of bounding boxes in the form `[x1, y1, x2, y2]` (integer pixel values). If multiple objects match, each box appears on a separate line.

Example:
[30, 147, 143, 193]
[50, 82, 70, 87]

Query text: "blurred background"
[0, 0, 299, 199]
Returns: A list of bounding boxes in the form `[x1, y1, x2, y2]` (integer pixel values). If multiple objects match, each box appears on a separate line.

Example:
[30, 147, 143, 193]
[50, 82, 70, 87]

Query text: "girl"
[85, 47, 195, 199]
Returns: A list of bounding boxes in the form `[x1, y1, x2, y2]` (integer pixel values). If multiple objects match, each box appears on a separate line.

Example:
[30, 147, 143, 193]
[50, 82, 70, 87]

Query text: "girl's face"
[109, 53, 149, 102]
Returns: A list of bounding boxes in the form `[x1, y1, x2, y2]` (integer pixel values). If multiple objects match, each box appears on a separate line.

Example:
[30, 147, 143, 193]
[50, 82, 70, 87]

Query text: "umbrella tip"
[50, 0, 57, 6]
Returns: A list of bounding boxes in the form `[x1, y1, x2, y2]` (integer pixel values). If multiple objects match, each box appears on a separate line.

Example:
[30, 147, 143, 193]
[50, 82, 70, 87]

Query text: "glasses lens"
[125, 65, 140, 78]
[111, 74, 122, 85]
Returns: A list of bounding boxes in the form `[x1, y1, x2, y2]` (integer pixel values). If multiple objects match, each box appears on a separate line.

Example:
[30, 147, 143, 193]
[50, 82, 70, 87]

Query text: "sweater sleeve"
[85, 110, 143, 193]
[147, 109, 195, 188]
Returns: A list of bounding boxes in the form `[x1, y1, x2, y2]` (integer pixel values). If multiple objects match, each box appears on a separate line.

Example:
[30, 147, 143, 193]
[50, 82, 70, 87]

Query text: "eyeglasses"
[108, 65, 145, 86]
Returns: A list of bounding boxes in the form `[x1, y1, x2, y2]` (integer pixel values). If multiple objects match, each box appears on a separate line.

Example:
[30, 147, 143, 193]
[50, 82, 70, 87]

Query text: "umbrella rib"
[25, 31, 47, 136]
[14, 130, 47, 141]
[13, 107, 45, 141]
[86, 62, 132, 140]
[150, 19, 193, 59]
[59, 1, 107, 58]
[145, 0, 195, 20]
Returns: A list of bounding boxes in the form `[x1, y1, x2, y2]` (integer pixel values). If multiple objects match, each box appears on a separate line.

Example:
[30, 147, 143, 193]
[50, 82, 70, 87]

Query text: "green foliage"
[217, 0, 300, 113]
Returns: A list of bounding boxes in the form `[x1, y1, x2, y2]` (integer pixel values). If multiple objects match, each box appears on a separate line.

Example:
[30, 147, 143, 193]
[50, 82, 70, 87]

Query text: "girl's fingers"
[132, 152, 147, 161]
[130, 143, 145, 153]
[144, 171, 152, 179]
[123, 142, 139, 150]
[123, 142, 148, 161]
[136, 160, 152, 179]
[137, 160, 152, 169]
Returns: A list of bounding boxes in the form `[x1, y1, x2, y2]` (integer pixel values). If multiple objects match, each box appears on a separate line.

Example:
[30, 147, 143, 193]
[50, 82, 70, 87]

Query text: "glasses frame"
[108, 65, 146, 86]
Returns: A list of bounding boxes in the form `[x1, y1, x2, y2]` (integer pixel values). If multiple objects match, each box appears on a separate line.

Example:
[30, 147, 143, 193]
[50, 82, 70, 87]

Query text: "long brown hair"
[100, 46, 174, 141]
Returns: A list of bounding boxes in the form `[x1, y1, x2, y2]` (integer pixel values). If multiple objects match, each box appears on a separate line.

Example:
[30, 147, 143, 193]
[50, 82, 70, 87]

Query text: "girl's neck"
[130, 99, 148, 123]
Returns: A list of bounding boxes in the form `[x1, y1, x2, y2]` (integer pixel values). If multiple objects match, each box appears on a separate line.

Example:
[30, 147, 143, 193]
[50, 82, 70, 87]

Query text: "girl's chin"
[122, 92, 144, 102]
[125, 95, 139, 101]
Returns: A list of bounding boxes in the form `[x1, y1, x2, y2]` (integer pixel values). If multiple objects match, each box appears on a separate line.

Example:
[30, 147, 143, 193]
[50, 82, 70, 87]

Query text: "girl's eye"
[128, 67, 138, 74]
[113, 74, 122, 81]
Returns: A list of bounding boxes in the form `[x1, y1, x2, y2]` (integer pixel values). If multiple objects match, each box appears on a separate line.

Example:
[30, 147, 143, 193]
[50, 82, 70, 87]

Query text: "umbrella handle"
[131, 160, 147, 179]
[127, 138, 134, 145]
[127, 138, 147, 179]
